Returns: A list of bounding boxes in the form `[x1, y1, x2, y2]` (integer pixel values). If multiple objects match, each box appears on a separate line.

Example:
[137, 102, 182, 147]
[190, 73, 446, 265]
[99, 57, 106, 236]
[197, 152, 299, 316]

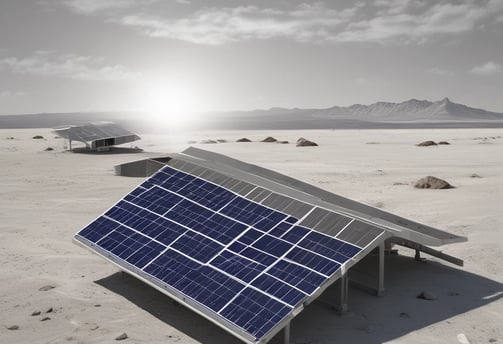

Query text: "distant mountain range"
[1, 98, 503, 130]
[233, 97, 503, 122]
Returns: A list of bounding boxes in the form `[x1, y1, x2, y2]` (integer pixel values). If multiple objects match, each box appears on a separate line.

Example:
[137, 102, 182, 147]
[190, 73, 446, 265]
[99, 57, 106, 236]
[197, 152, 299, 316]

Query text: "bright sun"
[139, 80, 202, 129]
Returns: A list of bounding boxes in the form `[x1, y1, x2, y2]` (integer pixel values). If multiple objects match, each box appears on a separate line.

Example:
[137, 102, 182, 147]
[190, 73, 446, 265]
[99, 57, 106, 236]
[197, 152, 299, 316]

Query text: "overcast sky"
[1, 0, 503, 115]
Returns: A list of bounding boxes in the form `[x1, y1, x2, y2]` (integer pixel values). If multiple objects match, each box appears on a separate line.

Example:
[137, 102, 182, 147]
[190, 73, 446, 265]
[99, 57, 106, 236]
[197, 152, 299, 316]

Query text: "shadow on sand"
[96, 253, 502, 344]
[71, 147, 144, 154]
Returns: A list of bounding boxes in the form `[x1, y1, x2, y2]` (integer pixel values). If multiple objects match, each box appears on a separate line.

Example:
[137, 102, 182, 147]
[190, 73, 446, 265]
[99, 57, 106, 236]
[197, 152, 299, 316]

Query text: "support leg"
[283, 322, 290, 344]
[378, 242, 385, 296]
[338, 273, 349, 314]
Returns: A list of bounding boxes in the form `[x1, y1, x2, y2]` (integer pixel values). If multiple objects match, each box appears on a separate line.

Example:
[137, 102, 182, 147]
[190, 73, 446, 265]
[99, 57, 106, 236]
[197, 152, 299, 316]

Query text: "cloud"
[336, 1, 501, 44]
[0, 90, 25, 98]
[117, 3, 361, 45]
[61, 1, 503, 45]
[63, 0, 157, 14]
[471, 61, 502, 75]
[428, 67, 452, 76]
[0, 51, 139, 81]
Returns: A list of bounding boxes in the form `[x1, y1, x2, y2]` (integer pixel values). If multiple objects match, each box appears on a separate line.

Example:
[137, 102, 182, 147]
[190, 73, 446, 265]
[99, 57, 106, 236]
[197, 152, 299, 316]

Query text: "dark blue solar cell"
[156, 167, 197, 192]
[78, 216, 119, 243]
[286, 247, 341, 276]
[171, 231, 223, 263]
[219, 287, 291, 340]
[177, 179, 236, 211]
[193, 213, 248, 245]
[238, 229, 264, 245]
[284, 216, 298, 224]
[126, 186, 147, 199]
[144, 248, 201, 283]
[220, 198, 274, 226]
[105, 202, 154, 231]
[139, 181, 154, 190]
[252, 235, 292, 258]
[152, 218, 188, 246]
[128, 186, 183, 215]
[299, 232, 361, 264]
[268, 260, 326, 295]
[210, 250, 266, 283]
[144, 250, 244, 312]
[251, 274, 307, 307]
[228, 241, 247, 254]
[125, 240, 165, 268]
[254, 211, 287, 231]
[165, 199, 214, 227]
[239, 247, 277, 267]
[281, 225, 310, 244]
[95, 225, 146, 259]
[268, 221, 292, 237]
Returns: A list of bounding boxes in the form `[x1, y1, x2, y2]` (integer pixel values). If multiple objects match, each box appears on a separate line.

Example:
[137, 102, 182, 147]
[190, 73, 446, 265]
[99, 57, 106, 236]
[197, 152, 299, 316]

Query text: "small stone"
[296, 138, 318, 147]
[94, 304, 101, 307]
[416, 140, 437, 146]
[90, 325, 99, 331]
[448, 291, 460, 296]
[276, 140, 289, 144]
[470, 173, 482, 178]
[45, 307, 53, 313]
[7, 325, 19, 330]
[399, 312, 410, 318]
[45, 147, 54, 151]
[261, 136, 277, 143]
[438, 141, 450, 145]
[236, 138, 251, 142]
[489, 338, 497, 343]
[32, 135, 44, 139]
[115, 333, 128, 340]
[31, 311, 41, 316]
[216, 139, 227, 143]
[417, 291, 437, 300]
[39, 285, 55, 291]
[40, 317, 51, 322]
[199, 139, 217, 144]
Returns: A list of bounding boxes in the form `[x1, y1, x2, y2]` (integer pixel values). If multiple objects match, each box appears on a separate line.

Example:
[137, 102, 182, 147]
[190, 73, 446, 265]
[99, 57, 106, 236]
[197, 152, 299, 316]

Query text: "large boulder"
[417, 140, 437, 146]
[296, 138, 318, 147]
[414, 176, 454, 189]
[261, 136, 277, 143]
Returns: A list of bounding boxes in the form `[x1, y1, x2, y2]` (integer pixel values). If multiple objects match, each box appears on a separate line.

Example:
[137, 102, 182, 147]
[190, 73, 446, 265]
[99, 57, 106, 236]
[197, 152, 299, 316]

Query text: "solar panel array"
[75, 159, 385, 342]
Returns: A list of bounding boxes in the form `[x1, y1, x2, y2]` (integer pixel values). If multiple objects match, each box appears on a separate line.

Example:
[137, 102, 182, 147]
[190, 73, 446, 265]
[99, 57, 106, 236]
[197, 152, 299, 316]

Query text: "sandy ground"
[0, 128, 502, 344]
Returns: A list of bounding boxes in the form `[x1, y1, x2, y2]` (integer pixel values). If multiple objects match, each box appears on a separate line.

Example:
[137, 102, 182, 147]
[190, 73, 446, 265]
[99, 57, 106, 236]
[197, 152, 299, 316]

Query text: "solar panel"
[75, 161, 385, 343]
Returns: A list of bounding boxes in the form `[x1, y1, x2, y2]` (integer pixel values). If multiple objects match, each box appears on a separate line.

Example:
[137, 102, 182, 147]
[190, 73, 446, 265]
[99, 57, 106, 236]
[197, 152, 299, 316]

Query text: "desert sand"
[1, 128, 502, 344]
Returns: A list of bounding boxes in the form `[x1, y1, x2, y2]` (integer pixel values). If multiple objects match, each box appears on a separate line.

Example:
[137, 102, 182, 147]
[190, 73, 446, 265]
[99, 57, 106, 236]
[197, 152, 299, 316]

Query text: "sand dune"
[1, 128, 502, 344]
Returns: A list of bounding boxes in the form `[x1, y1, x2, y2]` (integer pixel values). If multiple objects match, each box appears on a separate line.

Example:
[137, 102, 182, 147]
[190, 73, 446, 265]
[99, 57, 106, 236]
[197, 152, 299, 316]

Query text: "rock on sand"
[414, 176, 454, 189]
[296, 138, 318, 147]
[417, 140, 437, 146]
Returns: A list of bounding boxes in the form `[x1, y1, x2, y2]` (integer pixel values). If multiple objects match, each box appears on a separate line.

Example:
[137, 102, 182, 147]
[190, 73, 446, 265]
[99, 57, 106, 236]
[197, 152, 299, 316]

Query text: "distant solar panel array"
[75, 159, 385, 342]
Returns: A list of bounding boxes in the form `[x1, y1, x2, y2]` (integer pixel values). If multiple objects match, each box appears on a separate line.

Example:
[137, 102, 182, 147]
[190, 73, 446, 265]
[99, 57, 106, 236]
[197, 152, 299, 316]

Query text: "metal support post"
[378, 242, 385, 296]
[338, 272, 349, 314]
[283, 322, 290, 344]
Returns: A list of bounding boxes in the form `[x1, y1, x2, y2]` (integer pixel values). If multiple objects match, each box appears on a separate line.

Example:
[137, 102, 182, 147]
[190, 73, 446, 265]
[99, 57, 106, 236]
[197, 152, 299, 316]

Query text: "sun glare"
[140, 80, 203, 130]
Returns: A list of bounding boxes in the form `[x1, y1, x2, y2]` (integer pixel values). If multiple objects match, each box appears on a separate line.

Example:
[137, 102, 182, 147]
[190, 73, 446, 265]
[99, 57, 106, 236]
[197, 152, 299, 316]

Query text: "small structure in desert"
[53, 122, 141, 151]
